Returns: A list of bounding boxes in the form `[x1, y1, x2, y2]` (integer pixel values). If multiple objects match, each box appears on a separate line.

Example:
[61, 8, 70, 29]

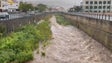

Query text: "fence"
[67, 12, 112, 21]
[0, 12, 52, 34]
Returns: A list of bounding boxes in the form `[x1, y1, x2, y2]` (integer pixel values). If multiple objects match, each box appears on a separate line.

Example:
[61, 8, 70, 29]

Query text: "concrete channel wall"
[1, 12, 112, 51]
[62, 13, 112, 51]
[0, 13, 52, 34]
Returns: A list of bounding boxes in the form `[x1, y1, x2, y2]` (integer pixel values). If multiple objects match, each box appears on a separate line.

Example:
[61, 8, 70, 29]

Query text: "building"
[82, 0, 112, 13]
[0, 0, 19, 12]
[0, 0, 8, 11]
[49, 7, 65, 12]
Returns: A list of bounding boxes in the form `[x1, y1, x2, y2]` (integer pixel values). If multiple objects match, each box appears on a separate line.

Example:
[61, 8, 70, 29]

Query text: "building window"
[103, 6, 106, 9]
[94, 11, 97, 12]
[2, 5, 5, 7]
[94, 1, 97, 4]
[90, 6, 93, 9]
[90, 1, 93, 4]
[94, 6, 97, 9]
[90, 10, 92, 12]
[107, 6, 110, 9]
[103, 10, 105, 13]
[107, 11, 110, 12]
[103, 1, 106, 4]
[99, 1, 102, 4]
[86, 1, 89, 4]
[99, 11, 101, 12]
[108, 1, 111, 4]
[86, 6, 89, 9]
[99, 6, 102, 9]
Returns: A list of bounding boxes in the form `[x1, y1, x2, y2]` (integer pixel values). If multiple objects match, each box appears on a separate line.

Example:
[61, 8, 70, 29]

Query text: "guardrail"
[65, 12, 112, 21]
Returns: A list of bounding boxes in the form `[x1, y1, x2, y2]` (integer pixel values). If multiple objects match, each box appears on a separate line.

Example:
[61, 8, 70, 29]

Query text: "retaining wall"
[62, 13, 112, 51]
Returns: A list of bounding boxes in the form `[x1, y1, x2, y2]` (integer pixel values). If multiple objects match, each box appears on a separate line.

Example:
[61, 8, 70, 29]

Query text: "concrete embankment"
[63, 13, 112, 51]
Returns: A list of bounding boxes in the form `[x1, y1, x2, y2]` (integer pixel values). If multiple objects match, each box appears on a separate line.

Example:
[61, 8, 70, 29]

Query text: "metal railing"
[63, 12, 112, 21]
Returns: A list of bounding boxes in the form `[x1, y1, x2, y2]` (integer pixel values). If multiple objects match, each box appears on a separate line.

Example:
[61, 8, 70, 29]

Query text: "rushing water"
[27, 16, 112, 63]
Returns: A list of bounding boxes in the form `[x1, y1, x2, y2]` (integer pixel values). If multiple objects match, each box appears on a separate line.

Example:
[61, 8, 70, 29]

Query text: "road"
[9, 13, 25, 19]
[0, 12, 35, 21]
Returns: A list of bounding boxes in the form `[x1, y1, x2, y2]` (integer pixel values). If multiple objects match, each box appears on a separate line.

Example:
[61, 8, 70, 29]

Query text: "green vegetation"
[43, 41, 50, 48]
[19, 2, 48, 12]
[0, 20, 52, 63]
[56, 15, 71, 26]
[68, 6, 82, 12]
[0, 24, 6, 38]
[36, 4, 48, 12]
[19, 2, 34, 12]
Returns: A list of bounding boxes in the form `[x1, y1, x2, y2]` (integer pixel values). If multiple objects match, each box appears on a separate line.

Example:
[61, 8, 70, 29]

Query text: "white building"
[82, 0, 112, 13]
[0, 0, 19, 12]
[49, 7, 65, 12]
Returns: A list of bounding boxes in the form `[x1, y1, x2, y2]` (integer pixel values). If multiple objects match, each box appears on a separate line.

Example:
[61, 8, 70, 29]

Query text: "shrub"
[56, 15, 71, 26]
[0, 24, 6, 38]
[0, 20, 52, 63]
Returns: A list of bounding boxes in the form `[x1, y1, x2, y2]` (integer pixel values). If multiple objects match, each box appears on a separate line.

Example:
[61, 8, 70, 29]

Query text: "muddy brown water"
[27, 16, 112, 63]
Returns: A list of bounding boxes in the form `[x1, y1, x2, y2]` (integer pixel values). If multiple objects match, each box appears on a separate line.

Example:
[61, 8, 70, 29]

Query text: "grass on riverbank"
[0, 19, 52, 63]
[55, 15, 71, 26]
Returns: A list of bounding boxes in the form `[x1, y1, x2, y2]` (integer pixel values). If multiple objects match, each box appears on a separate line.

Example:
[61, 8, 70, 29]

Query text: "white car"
[27, 11, 35, 15]
[0, 12, 9, 19]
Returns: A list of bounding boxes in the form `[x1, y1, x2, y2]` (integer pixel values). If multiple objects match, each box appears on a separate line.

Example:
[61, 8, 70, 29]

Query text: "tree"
[36, 4, 48, 12]
[74, 6, 82, 12]
[68, 8, 74, 12]
[68, 6, 83, 12]
[19, 2, 34, 12]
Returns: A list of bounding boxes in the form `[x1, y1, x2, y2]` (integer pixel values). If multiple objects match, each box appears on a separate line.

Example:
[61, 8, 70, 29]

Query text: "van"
[0, 12, 9, 19]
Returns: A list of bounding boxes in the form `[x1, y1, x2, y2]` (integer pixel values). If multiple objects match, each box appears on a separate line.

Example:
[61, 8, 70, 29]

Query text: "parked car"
[0, 12, 9, 19]
[27, 11, 35, 15]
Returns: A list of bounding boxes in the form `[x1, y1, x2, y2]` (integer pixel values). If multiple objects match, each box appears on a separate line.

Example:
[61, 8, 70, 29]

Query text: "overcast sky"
[20, 0, 82, 9]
